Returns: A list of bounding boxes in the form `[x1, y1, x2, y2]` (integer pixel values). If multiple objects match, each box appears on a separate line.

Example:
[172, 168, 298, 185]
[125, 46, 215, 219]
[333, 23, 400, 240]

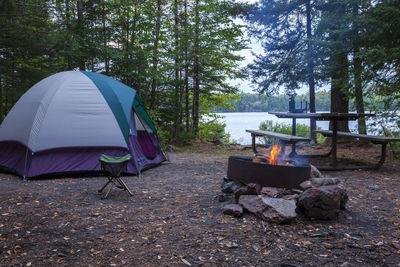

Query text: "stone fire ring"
[227, 156, 311, 188]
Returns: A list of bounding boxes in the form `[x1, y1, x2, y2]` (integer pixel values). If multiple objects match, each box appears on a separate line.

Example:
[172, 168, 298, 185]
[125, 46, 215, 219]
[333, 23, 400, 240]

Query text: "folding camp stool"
[98, 154, 133, 199]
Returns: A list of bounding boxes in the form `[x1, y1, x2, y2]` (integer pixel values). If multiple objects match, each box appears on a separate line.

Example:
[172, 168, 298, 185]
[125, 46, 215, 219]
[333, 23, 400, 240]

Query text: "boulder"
[221, 180, 237, 193]
[299, 180, 312, 190]
[260, 187, 280, 197]
[239, 195, 297, 224]
[222, 204, 243, 217]
[297, 185, 346, 220]
[234, 183, 261, 202]
[311, 177, 341, 187]
[310, 164, 323, 178]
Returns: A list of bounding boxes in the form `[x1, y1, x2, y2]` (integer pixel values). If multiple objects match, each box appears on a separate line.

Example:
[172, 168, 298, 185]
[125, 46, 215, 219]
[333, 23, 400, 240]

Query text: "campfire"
[253, 143, 291, 166]
[227, 144, 311, 188]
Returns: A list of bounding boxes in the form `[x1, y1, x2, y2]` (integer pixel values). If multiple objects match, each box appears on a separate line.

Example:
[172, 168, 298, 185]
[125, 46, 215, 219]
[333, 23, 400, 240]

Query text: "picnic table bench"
[315, 130, 400, 169]
[246, 129, 310, 157]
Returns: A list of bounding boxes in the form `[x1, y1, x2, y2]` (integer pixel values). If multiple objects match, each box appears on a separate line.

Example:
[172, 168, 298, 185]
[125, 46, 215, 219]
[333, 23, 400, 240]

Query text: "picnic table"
[249, 112, 399, 170]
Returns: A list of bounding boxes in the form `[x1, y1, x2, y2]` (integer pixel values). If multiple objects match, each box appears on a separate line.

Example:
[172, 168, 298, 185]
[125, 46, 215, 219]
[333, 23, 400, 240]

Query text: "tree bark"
[77, 0, 85, 70]
[173, 0, 182, 138]
[192, 0, 200, 133]
[353, 3, 366, 134]
[149, 0, 162, 109]
[330, 50, 350, 132]
[306, 0, 317, 142]
[329, 2, 349, 132]
[65, 0, 72, 69]
[102, 3, 109, 74]
[184, 0, 190, 132]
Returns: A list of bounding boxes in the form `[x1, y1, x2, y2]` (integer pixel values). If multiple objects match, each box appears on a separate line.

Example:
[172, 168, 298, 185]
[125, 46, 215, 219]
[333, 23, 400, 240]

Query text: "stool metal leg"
[102, 181, 114, 199]
[116, 177, 134, 196]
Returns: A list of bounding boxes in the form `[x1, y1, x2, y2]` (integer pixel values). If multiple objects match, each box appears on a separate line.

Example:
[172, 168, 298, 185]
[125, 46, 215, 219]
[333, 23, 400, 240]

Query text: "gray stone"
[234, 183, 261, 202]
[297, 185, 345, 220]
[299, 180, 312, 190]
[260, 187, 280, 197]
[239, 195, 297, 224]
[311, 177, 341, 187]
[222, 204, 243, 217]
[310, 164, 323, 178]
[221, 180, 237, 193]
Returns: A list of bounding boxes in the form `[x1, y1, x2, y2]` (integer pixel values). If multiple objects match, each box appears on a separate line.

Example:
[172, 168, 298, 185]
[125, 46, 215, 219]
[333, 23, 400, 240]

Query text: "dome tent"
[0, 71, 166, 178]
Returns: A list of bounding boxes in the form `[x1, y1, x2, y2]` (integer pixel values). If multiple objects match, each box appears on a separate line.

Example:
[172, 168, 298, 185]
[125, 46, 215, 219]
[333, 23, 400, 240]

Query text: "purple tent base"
[0, 135, 166, 178]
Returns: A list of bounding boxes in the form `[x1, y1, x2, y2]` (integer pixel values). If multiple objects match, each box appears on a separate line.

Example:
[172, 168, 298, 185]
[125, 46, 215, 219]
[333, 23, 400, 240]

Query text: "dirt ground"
[1, 142, 400, 266]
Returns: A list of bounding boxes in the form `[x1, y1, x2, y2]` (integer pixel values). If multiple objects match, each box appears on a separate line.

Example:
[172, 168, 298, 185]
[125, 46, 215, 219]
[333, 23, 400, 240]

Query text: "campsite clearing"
[0, 143, 400, 266]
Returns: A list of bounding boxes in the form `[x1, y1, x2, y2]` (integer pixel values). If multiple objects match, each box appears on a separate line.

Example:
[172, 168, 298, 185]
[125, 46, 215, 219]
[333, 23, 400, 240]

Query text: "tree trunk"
[192, 0, 200, 133]
[329, 3, 349, 132]
[353, 4, 366, 134]
[173, 0, 182, 138]
[149, 0, 162, 110]
[184, 0, 190, 132]
[65, 0, 72, 69]
[306, 0, 317, 142]
[330, 50, 350, 132]
[102, 4, 109, 74]
[77, 0, 85, 70]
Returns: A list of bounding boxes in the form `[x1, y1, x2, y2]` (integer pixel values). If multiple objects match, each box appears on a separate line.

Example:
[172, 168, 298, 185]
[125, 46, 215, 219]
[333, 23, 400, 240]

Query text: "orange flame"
[266, 144, 282, 165]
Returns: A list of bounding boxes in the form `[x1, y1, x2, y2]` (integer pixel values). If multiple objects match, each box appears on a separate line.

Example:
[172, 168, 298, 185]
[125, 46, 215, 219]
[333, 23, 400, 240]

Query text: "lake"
[215, 112, 360, 145]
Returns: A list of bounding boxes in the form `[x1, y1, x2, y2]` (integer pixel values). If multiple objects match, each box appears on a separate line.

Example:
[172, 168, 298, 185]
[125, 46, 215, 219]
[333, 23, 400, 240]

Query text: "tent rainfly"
[0, 71, 166, 178]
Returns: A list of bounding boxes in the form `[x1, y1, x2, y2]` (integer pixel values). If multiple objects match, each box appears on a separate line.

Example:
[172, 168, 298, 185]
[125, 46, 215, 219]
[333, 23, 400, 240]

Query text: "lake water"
[215, 112, 359, 145]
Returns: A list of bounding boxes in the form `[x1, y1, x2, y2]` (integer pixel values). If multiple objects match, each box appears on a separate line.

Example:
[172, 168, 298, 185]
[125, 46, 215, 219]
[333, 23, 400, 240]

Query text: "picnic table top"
[246, 129, 310, 142]
[269, 112, 375, 120]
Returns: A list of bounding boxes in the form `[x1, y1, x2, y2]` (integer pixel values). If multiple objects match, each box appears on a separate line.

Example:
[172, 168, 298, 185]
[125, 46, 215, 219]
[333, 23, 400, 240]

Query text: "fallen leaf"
[181, 258, 191, 266]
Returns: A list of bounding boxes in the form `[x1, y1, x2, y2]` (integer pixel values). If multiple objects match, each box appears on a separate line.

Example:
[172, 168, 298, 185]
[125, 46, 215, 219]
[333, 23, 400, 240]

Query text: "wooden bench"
[315, 130, 400, 169]
[246, 129, 310, 157]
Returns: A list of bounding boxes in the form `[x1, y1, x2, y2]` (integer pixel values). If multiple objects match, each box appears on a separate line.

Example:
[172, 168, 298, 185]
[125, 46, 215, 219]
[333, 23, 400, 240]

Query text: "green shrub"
[259, 120, 326, 144]
[198, 116, 231, 144]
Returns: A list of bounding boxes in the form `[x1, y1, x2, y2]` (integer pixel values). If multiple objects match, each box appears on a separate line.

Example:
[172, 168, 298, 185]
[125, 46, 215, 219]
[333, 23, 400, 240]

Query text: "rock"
[310, 164, 323, 178]
[221, 180, 237, 193]
[234, 183, 261, 202]
[311, 177, 341, 187]
[217, 193, 232, 203]
[239, 195, 297, 224]
[260, 187, 279, 197]
[297, 185, 346, 220]
[247, 183, 262, 194]
[337, 183, 348, 210]
[222, 204, 243, 217]
[367, 185, 380, 190]
[290, 189, 303, 195]
[299, 180, 312, 190]
[282, 194, 299, 201]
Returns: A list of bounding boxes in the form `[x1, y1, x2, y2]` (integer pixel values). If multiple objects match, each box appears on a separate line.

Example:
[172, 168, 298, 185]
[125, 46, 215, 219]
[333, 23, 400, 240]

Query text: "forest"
[213, 92, 331, 112]
[1, 0, 400, 142]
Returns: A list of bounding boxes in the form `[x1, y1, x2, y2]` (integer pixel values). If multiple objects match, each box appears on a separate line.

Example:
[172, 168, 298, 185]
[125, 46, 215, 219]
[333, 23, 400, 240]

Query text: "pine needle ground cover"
[0, 143, 399, 266]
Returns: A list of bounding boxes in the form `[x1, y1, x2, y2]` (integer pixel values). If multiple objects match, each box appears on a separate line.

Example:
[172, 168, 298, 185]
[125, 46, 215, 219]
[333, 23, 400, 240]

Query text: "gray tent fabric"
[0, 71, 126, 151]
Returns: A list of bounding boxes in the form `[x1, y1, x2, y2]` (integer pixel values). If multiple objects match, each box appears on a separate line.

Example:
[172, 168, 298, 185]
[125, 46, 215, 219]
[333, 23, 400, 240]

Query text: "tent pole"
[23, 148, 29, 180]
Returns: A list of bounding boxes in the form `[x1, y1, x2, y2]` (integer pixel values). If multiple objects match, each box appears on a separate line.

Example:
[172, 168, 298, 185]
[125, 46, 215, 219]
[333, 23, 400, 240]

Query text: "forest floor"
[0, 141, 400, 266]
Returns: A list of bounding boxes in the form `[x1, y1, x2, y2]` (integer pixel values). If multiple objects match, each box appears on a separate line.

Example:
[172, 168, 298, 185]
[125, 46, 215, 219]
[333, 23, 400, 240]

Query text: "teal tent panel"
[81, 71, 136, 142]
